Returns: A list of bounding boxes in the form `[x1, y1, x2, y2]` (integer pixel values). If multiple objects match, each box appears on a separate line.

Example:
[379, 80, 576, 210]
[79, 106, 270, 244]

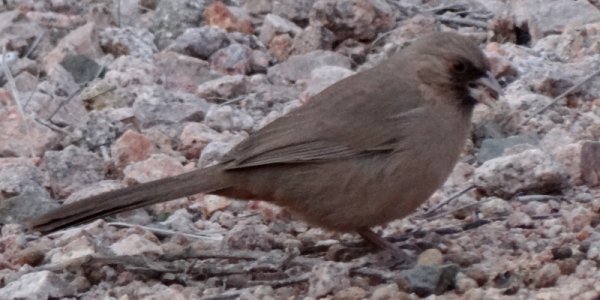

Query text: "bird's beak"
[468, 71, 503, 109]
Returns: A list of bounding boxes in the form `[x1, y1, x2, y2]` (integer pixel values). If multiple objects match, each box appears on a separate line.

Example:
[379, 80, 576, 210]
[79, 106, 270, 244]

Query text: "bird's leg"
[357, 227, 413, 267]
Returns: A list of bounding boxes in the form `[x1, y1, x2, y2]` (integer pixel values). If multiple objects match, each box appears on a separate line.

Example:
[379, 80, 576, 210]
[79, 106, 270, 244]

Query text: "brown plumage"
[28, 32, 501, 254]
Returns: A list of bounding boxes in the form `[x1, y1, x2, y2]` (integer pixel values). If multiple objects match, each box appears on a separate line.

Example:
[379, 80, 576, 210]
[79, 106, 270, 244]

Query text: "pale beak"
[468, 71, 503, 109]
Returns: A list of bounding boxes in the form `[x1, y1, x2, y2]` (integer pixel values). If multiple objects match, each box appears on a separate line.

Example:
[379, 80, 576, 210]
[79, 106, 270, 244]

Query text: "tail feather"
[28, 165, 228, 233]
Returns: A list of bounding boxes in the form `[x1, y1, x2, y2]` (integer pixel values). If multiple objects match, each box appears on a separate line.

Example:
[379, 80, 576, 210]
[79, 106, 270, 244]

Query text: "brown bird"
[28, 32, 501, 260]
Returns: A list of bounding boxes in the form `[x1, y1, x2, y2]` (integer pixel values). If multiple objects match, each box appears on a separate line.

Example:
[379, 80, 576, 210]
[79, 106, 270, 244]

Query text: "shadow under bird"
[28, 32, 502, 261]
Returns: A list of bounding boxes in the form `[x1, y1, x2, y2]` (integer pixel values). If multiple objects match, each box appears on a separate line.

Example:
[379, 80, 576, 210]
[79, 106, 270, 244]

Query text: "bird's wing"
[223, 63, 425, 170]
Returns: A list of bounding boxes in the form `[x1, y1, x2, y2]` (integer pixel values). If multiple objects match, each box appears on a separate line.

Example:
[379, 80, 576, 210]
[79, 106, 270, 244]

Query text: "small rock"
[273, 0, 316, 22]
[332, 286, 367, 300]
[308, 261, 351, 297]
[417, 248, 444, 266]
[552, 246, 573, 260]
[0, 160, 47, 199]
[0, 107, 59, 157]
[474, 149, 567, 198]
[111, 234, 164, 256]
[292, 25, 336, 54]
[300, 65, 355, 101]
[111, 130, 155, 169]
[506, 211, 534, 228]
[259, 13, 302, 45]
[196, 74, 250, 100]
[586, 240, 600, 262]
[480, 197, 513, 218]
[200, 195, 231, 217]
[209, 43, 253, 75]
[477, 135, 538, 163]
[203, 1, 254, 34]
[267, 50, 351, 83]
[43, 22, 102, 72]
[309, 0, 395, 42]
[63, 180, 126, 205]
[179, 122, 222, 159]
[241, 0, 272, 15]
[123, 154, 185, 184]
[0, 271, 75, 299]
[533, 262, 561, 288]
[170, 26, 230, 60]
[399, 264, 459, 297]
[160, 209, 197, 233]
[455, 272, 478, 294]
[580, 141, 600, 187]
[43, 145, 105, 197]
[152, 0, 210, 49]
[132, 86, 210, 128]
[0, 192, 59, 224]
[370, 283, 409, 300]
[154, 51, 219, 92]
[268, 33, 294, 61]
[99, 26, 157, 60]
[198, 140, 238, 167]
[225, 221, 274, 251]
[60, 54, 101, 85]
[205, 105, 254, 132]
[562, 206, 594, 232]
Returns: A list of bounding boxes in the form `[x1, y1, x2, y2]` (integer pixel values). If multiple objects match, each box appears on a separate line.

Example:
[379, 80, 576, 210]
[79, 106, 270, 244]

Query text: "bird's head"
[408, 32, 502, 108]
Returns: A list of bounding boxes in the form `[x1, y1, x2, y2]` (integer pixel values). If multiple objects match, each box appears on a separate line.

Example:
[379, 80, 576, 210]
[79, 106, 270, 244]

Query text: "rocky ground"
[1, 0, 600, 299]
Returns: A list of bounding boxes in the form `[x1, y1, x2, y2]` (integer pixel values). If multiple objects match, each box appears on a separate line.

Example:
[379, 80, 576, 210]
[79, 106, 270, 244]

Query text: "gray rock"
[196, 75, 250, 100]
[170, 26, 230, 59]
[0, 191, 58, 224]
[133, 86, 210, 128]
[0, 162, 47, 199]
[480, 197, 513, 218]
[99, 26, 157, 60]
[474, 149, 567, 198]
[78, 111, 121, 150]
[273, 0, 316, 22]
[581, 141, 600, 187]
[0, 271, 75, 299]
[60, 54, 101, 85]
[259, 13, 302, 45]
[209, 43, 253, 75]
[225, 221, 274, 251]
[241, 0, 272, 15]
[506, 211, 534, 228]
[477, 135, 539, 163]
[43, 145, 105, 197]
[152, 0, 212, 49]
[205, 105, 255, 132]
[267, 50, 351, 83]
[308, 262, 351, 297]
[511, 0, 600, 42]
[533, 263, 561, 288]
[301, 65, 354, 99]
[292, 25, 336, 54]
[399, 264, 459, 297]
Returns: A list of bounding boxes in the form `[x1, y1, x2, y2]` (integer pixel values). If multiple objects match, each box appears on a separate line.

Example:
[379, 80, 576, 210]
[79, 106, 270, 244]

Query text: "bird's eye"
[453, 61, 467, 74]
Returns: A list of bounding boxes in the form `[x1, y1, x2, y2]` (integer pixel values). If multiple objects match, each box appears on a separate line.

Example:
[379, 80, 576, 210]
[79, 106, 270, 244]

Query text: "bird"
[28, 31, 501, 261]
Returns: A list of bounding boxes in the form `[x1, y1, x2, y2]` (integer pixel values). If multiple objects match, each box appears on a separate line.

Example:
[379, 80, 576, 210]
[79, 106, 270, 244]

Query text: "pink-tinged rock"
[386, 15, 437, 46]
[209, 43, 253, 75]
[309, 0, 395, 42]
[14, 71, 38, 92]
[580, 141, 600, 187]
[99, 26, 157, 60]
[154, 51, 219, 93]
[111, 234, 164, 256]
[49, 235, 97, 264]
[225, 221, 274, 251]
[203, 1, 254, 34]
[0, 107, 59, 157]
[259, 13, 302, 45]
[43, 22, 103, 72]
[292, 25, 336, 54]
[196, 74, 250, 100]
[268, 33, 293, 61]
[267, 50, 351, 83]
[123, 154, 185, 184]
[111, 130, 155, 170]
[26, 11, 85, 28]
[179, 122, 222, 159]
[308, 262, 351, 297]
[200, 195, 231, 217]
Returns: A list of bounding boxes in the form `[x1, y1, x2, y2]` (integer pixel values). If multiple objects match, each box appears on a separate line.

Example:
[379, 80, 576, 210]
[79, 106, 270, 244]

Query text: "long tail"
[28, 165, 229, 234]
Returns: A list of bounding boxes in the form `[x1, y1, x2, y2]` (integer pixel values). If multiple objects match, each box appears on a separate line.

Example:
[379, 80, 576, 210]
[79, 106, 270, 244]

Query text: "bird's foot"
[357, 227, 415, 269]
